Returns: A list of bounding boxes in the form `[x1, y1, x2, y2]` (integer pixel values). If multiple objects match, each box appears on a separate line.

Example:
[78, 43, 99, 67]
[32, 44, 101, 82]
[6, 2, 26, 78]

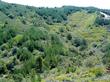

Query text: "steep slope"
[0, 1, 110, 82]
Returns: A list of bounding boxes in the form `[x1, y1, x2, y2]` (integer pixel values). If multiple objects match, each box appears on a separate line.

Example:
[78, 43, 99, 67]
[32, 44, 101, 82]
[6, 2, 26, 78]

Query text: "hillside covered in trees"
[0, 1, 110, 82]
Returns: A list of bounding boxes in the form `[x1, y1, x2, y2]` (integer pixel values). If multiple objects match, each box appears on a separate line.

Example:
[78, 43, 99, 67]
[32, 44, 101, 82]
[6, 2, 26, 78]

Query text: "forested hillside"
[0, 1, 110, 82]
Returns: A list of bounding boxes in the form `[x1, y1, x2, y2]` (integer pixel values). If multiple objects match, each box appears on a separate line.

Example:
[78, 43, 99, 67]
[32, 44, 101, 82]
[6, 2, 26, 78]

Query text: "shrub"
[24, 40, 35, 52]
[71, 37, 87, 50]
[0, 27, 16, 45]
[67, 33, 72, 40]
[17, 47, 31, 61]
[0, 61, 7, 74]
[51, 34, 62, 45]
[8, 14, 14, 19]
[83, 56, 101, 68]
[22, 27, 48, 42]
[89, 66, 105, 77]
[34, 41, 44, 52]
[0, 43, 9, 51]
[22, 56, 36, 74]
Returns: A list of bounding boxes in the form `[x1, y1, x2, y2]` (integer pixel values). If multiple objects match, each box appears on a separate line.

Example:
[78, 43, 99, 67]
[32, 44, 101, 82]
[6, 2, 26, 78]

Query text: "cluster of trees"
[101, 9, 110, 15]
[35, 6, 81, 24]
[95, 16, 110, 26]
[0, 23, 66, 81]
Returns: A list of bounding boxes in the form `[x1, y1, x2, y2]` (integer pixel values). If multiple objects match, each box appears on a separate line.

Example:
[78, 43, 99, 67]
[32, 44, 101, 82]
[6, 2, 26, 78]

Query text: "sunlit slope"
[47, 11, 107, 53]
[42, 11, 109, 82]
[67, 11, 107, 42]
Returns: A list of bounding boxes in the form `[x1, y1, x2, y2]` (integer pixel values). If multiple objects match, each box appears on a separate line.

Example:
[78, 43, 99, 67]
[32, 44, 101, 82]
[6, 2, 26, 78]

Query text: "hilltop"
[0, 1, 110, 82]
